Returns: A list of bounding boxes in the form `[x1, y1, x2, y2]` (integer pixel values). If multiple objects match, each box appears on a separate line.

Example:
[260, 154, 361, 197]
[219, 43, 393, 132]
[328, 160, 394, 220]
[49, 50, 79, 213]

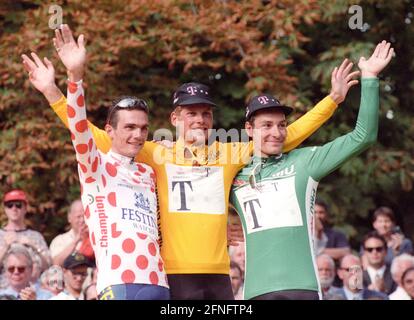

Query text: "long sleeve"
[303, 78, 379, 181]
[284, 95, 338, 152]
[66, 80, 100, 182]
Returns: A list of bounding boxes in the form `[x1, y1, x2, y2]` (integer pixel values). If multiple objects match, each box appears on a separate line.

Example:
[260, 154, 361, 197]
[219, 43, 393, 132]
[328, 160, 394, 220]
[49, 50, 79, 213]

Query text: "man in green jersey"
[230, 41, 394, 300]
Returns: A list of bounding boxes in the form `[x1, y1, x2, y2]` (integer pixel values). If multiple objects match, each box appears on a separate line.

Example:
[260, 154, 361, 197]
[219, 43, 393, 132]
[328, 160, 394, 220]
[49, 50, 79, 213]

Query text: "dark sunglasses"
[107, 98, 149, 124]
[7, 266, 27, 274]
[4, 201, 24, 209]
[365, 246, 385, 253]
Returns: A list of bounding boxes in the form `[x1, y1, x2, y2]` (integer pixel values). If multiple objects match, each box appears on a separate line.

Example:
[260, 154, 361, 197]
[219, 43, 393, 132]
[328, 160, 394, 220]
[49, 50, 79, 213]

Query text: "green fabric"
[230, 78, 379, 300]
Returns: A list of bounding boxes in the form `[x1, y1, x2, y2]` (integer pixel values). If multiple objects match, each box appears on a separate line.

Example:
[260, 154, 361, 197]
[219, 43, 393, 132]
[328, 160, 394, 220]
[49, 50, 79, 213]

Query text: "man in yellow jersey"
[23, 25, 356, 299]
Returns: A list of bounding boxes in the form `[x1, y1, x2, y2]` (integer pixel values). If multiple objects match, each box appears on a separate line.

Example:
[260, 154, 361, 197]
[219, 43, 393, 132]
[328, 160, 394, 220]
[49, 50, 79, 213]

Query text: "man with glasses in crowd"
[362, 232, 396, 295]
[50, 252, 92, 300]
[0, 189, 51, 280]
[0, 245, 52, 300]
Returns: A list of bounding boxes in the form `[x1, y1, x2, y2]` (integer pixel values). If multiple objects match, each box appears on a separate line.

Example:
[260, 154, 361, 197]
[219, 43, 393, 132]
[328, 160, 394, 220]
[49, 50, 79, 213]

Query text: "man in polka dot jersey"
[22, 25, 169, 300]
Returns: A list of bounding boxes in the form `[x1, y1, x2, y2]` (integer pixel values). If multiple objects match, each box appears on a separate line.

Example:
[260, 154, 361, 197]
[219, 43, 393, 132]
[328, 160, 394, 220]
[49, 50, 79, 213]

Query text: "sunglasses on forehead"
[4, 201, 24, 209]
[107, 98, 149, 124]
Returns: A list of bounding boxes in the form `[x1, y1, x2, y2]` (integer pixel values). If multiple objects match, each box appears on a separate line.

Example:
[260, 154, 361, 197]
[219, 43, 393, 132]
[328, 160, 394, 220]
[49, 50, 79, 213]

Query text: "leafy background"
[0, 0, 413, 249]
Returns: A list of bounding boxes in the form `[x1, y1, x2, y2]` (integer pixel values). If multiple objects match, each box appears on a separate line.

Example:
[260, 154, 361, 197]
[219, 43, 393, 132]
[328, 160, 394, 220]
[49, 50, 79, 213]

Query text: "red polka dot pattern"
[91, 157, 98, 173]
[85, 176, 96, 183]
[84, 205, 90, 219]
[111, 223, 122, 238]
[108, 192, 117, 207]
[137, 233, 147, 240]
[68, 82, 77, 93]
[77, 94, 84, 107]
[111, 255, 121, 270]
[76, 144, 88, 154]
[149, 272, 159, 285]
[137, 164, 146, 173]
[121, 270, 135, 283]
[106, 163, 117, 177]
[122, 238, 136, 253]
[75, 120, 88, 133]
[88, 138, 93, 152]
[101, 174, 107, 187]
[136, 255, 148, 270]
[67, 105, 76, 118]
[148, 242, 157, 256]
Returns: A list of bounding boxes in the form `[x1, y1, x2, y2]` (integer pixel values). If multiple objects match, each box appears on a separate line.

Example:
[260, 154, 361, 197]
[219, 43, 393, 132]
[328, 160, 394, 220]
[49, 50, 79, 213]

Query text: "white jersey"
[67, 80, 168, 294]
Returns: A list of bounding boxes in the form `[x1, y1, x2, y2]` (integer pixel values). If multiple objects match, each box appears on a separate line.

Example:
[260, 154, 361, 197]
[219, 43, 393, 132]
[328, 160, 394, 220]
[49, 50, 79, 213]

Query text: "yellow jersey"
[51, 95, 337, 274]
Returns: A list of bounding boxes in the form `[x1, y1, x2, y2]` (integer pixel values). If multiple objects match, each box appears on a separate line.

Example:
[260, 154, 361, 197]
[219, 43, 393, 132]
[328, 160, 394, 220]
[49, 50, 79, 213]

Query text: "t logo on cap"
[258, 96, 270, 105]
[187, 86, 198, 96]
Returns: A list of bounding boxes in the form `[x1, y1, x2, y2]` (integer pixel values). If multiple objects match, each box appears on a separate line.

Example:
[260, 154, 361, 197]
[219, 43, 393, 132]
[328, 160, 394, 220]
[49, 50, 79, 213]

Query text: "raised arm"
[304, 41, 394, 181]
[52, 25, 101, 183]
[284, 59, 360, 152]
[21, 30, 111, 153]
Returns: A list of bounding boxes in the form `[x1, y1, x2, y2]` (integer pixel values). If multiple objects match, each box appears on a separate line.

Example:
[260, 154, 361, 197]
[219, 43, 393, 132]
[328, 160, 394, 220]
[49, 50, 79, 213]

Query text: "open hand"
[329, 59, 360, 104]
[53, 24, 86, 81]
[22, 53, 56, 94]
[358, 40, 394, 78]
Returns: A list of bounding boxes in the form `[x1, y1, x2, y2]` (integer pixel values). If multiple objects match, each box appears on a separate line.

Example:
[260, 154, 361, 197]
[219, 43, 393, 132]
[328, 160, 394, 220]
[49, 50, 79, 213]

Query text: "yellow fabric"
[51, 95, 337, 274]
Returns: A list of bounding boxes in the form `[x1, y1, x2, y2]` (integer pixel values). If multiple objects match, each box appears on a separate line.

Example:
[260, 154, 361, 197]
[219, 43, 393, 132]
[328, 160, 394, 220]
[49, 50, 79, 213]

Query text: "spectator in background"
[401, 267, 414, 300]
[0, 245, 52, 300]
[0, 190, 51, 273]
[230, 245, 246, 274]
[370, 206, 413, 265]
[361, 232, 396, 294]
[41, 265, 65, 297]
[83, 282, 98, 300]
[314, 200, 350, 261]
[331, 254, 388, 300]
[230, 261, 244, 300]
[49, 199, 90, 266]
[316, 254, 340, 299]
[50, 252, 93, 300]
[389, 254, 414, 300]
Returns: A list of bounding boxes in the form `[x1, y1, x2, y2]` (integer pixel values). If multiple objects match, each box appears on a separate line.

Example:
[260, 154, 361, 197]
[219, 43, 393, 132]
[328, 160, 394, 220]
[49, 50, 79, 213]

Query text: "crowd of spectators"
[1, 189, 412, 300]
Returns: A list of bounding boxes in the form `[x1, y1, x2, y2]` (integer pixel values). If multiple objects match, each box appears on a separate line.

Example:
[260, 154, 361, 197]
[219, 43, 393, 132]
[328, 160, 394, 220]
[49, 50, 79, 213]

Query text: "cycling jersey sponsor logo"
[120, 192, 158, 238]
[166, 164, 225, 214]
[235, 177, 303, 233]
[271, 164, 295, 178]
[134, 192, 150, 211]
[95, 195, 109, 248]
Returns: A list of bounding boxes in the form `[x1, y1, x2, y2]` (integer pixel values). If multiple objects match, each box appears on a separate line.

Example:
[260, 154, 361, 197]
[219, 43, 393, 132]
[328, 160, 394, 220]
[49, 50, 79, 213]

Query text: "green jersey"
[230, 78, 379, 300]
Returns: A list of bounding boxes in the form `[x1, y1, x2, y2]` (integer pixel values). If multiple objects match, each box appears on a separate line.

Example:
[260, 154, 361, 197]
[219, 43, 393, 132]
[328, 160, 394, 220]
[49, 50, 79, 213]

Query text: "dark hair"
[373, 206, 396, 224]
[402, 266, 414, 284]
[107, 96, 149, 128]
[315, 199, 330, 213]
[362, 231, 387, 249]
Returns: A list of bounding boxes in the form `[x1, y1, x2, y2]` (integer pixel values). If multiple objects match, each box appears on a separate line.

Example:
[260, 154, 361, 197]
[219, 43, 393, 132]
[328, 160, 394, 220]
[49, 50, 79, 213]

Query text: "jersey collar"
[108, 149, 135, 166]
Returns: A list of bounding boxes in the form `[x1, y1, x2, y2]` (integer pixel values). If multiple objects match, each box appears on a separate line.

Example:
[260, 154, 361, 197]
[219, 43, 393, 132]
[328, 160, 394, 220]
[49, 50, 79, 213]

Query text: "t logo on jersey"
[172, 181, 193, 211]
[166, 164, 225, 214]
[243, 198, 262, 229]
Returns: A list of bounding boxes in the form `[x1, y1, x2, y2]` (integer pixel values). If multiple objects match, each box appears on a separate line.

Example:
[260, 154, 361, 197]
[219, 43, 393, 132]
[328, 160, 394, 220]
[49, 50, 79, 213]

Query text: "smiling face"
[373, 214, 394, 237]
[171, 104, 213, 145]
[105, 109, 149, 158]
[245, 109, 287, 157]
